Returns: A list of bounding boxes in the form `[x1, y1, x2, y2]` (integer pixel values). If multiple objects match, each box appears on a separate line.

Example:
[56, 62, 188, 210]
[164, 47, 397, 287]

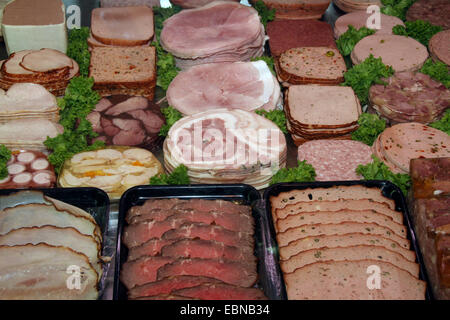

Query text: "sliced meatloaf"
[281, 245, 419, 277]
[274, 198, 403, 223]
[276, 222, 410, 249]
[276, 209, 407, 237]
[284, 260, 426, 300]
[279, 233, 416, 262]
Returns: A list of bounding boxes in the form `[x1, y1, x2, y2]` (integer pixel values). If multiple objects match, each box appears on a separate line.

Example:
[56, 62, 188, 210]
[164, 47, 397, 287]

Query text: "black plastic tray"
[0, 187, 111, 299]
[113, 184, 285, 300]
[263, 180, 434, 300]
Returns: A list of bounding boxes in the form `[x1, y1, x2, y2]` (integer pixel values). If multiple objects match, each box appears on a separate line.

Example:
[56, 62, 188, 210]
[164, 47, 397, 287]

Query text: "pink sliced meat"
[126, 109, 165, 134]
[162, 223, 254, 248]
[127, 239, 177, 261]
[101, 118, 121, 136]
[105, 96, 149, 116]
[120, 256, 175, 289]
[171, 0, 239, 9]
[173, 283, 268, 300]
[297, 140, 373, 181]
[161, 239, 255, 262]
[94, 98, 113, 112]
[127, 275, 223, 299]
[126, 198, 187, 223]
[157, 258, 258, 287]
[112, 126, 146, 146]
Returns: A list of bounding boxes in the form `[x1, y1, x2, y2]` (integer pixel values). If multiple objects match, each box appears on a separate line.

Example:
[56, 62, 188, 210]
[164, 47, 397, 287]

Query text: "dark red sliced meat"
[173, 283, 268, 300]
[127, 275, 223, 299]
[175, 199, 252, 216]
[157, 258, 258, 287]
[162, 223, 254, 248]
[132, 294, 198, 300]
[161, 239, 255, 262]
[126, 198, 187, 223]
[120, 256, 175, 289]
[127, 238, 177, 261]
[122, 218, 188, 248]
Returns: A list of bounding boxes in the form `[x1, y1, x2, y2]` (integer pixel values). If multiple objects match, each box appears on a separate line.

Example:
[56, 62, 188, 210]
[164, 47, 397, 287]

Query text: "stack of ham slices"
[88, 6, 154, 49]
[270, 185, 426, 300]
[297, 140, 373, 181]
[285, 85, 361, 146]
[249, 0, 331, 20]
[171, 0, 239, 8]
[0, 150, 56, 188]
[0, 83, 59, 124]
[87, 95, 165, 151]
[167, 61, 281, 115]
[160, 1, 265, 70]
[164, 109, 287, 190]
[120, 198, 267, 300]
[373, 123, 450, 174]
[369, 72, 450, 124]
[0, 49, 79, 97]
[0, 190, 102, 300]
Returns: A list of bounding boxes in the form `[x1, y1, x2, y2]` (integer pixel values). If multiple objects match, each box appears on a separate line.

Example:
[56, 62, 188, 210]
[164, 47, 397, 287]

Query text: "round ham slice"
[378, 123, 450, 173]
[167, 61, 279, 115]
[160, 2, 264, 60]
[351, 35, 428, 72]
[334, 11, 404, 38]
[406, 0, 450, 30]
[429, 30, 450, 65]
[297, 140, 373, 181]
[19, 49, 73, 73]
[1, 50, 35, 77]
[171, 0, 239, 8]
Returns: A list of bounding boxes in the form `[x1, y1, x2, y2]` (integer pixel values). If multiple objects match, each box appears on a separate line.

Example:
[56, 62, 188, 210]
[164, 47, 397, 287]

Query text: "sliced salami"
[297, 140, 373, 181]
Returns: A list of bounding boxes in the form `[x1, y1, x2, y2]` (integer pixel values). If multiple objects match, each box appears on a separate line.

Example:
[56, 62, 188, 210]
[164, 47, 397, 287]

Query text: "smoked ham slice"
[171, 0, 239, 8]
[167, 61, 281, 115]
[160, 1, 265, 70]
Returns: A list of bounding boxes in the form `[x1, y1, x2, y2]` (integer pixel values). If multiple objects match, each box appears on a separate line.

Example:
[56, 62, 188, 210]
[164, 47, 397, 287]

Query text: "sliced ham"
[20, 49, 73, 73]
[167, 61, 280, 115]
[171, 0, 239, 8]
[160, 2, 265, 69]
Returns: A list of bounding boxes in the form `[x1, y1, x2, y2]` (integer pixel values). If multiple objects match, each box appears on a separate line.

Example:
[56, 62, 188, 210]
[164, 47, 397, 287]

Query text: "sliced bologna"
[351, 35, 428, 72]
[297, 140, 373, 181]
[20, 49, 73, 73]
[378, 123, 450, 173]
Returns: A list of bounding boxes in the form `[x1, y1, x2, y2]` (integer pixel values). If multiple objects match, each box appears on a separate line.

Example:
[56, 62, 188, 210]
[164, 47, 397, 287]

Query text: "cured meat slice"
[127, 276, 223, 299]
[369, 72, 449, 124]
[161, 239, 255, 262]
[276, 209, 407, 237]
[284, 260, 426, 300]
[127, 239, 177, 261]
[297, 140, 373, 181]
[333, 11, 404, 38]
[157, 258, 258, 287]
[120, 256, 175, 289]
[171, 0, 239, 8]
[160, 2, 264, 65]
[276, 222, 410, 249]
[167, 61, 279, 115]
[406, 0, 450, 30]
[162, 223, 254, 248]
[20, 49, 73, 72]
[351, 35, 428, 72]
[429, 30, 450, 66]
[90, 6, 154, 46]
[0, 83, 57, 115]
[275, 198, 403, 224]
[173, 283, 268, 300]
[281, 245, 419, 277]
[0, 244, 98, 300]
[164, 108, 287, 189]
[279, 233, 416, 262]
[378, 123, 450, 173]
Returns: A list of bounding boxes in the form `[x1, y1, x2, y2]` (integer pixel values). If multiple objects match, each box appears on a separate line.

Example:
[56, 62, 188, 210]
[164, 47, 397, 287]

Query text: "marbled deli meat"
[58, 147, 163, 200]
[167, 61, 281, 115]
[369, 71, 450, 124]
[164, 109, 287, 189]
[160, 1, 265, 70]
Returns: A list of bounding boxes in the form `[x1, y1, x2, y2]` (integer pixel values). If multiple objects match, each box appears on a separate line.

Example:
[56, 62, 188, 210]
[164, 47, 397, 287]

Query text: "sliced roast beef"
[127, 238, 177, 261]
[161, 239, 255, 262]
[162, 222, 254, 248]
[157, 258, 258, 287]
[172, 283, 268, 300]
[127, 275, 223, 299]
[120, 256, 175, 289]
